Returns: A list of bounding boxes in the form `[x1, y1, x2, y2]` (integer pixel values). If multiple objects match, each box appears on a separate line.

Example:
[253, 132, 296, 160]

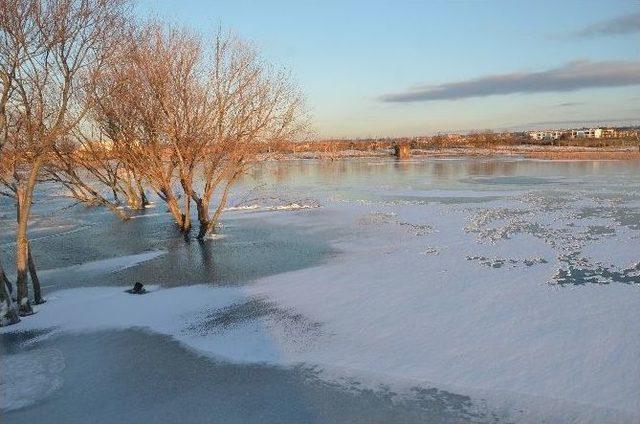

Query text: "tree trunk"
[0, 277, 20, 326]
[165, 191, 190, 233]
[123, 177, 142, 210]
[137, 179, 149, 207]
[182, 195, 191, 233]
[195, 199, 210, 240]
[210, 183, 232, 230]
[196, 179, 234, 240]
[16, 193, 33, 316]
[140, 188, 149, 207]
[28, 241, 44, 304]
[0, 256, 20, 326]
[15, 159, 42, 316]
[0, 254, 14, 296]
[127, 194, 142, 210]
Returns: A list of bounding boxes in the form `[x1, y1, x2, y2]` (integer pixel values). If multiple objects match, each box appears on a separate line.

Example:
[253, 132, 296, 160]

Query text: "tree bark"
[195, 199, 210, 240]
[0, 277, 20, 326]
[182, 195, 191, 233]
[0, 256, 20, 326]
[196, 178, 234, 240]
[0, 254, 14, 296]
[137, 179, 149, 207]
[209, 183, 233, 231]
[164, 191, 191, 233]
[16, 189, 33, 316]
[15, 159, 42, 316]
[123, 176, 142, 210]
[28, 241, 44, 304]
[140, 189, 149, 207]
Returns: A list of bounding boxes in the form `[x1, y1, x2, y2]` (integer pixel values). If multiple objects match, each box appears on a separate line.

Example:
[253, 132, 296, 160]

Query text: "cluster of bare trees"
[0, 0, 305, 325]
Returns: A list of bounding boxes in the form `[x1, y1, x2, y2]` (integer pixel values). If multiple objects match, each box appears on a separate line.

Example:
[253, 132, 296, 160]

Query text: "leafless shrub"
[0, 0, 129, 316]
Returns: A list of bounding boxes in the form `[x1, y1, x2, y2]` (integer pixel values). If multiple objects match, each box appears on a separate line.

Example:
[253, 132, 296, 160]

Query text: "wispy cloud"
[573, 11, 640, 38]
[556, 101, 584, 107]
[380, 60, 640, 103]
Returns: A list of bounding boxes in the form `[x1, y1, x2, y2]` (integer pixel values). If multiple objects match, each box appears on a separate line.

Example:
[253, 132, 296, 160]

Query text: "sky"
[136, 0, 640, 138]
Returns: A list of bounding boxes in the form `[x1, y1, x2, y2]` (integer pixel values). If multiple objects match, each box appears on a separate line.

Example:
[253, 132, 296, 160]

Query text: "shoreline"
[262, 145, 640, 161]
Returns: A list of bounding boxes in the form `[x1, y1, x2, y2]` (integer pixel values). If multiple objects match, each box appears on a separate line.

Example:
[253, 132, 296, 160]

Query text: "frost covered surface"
[224, 197, 321, 212]
[2, 158, 639, 422]
[1, 349, 65, 411]
[247, 197, 640, 417]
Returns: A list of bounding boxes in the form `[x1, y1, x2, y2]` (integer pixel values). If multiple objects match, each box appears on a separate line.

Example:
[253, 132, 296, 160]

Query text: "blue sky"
[136, 0, 640, 138]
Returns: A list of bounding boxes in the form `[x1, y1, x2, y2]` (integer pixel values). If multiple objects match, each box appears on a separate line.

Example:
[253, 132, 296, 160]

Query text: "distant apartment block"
[528, 127, 622, 141]
[528, 130, 563, 141]
[599, 128, 619, 138]
[570, 128, 602, 139]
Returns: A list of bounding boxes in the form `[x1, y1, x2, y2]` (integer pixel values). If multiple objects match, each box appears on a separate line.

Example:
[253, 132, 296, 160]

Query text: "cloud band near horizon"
[380, 60, 640, 103]
[574, 11, 640, 37]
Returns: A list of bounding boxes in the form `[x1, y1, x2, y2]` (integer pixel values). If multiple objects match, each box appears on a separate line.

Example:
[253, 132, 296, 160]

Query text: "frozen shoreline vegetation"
[260, 145, 640, 161]
[3, 159, 640, 423]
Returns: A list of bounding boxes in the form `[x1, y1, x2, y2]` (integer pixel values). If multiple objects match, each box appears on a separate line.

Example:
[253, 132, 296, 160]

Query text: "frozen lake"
[1, 157, 639, 423]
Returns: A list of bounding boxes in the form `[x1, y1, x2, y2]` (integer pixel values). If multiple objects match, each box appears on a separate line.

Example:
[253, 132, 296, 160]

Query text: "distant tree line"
[0, 0, 306, 323]
[273, 130, 639, 156]
[273, 131, 519, 154]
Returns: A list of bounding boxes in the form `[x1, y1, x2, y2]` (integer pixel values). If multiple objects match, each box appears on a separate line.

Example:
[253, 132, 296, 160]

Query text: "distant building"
[570, 128, 602, 139]
[600, 128, 618, 138]
[617, 129, 639, 138]
[529, 130, 563, 141]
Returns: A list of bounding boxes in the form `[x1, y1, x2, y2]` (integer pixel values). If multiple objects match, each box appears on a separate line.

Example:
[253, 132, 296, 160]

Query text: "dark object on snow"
[126, 282, 147, 295]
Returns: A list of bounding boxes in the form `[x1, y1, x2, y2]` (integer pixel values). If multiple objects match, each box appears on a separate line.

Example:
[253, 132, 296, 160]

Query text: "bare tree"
[190, 31, 307, 239]
[0, 0, 128, 315]
[87, 24, 195, 232]
[46, 40, 151, 215]
[86, 25, 307, 240]
[45, 134, 133, 219]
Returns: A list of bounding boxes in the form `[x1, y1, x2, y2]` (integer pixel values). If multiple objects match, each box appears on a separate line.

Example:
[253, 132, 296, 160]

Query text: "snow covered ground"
[2, 158, 639, 423]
